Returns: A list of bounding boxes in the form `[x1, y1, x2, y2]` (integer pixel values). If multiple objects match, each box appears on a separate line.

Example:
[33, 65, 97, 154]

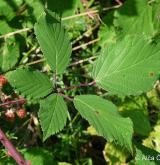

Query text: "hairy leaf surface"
[34, 10, 72, 74]
[6, 68, 52, 99]
[74, 95, 133, 152]
[92, 35, 160, 96]
[39, 94, 68, 140]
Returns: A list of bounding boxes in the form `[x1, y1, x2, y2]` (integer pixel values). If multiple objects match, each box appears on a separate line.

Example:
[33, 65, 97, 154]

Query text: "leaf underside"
[39, 93, 68, 141]
[92, 35, 160, 96]
[74, 95, 133, 152]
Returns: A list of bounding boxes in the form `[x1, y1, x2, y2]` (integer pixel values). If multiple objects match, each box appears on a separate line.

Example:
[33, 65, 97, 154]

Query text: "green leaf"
[135, 143, 160, 165]
[1, 147, 57, 165]
[34, 10, 72, 74]
[74, 95, 133, 152]
[0, 40, 19, 73]
[114, 0, 154, 36]
[6, 68, 52, 100]
[25, 0, 44, 20]
[98, 25, 116, 48]
[23, 148, 58, 165]
[0, 20, 12, 35]
[46, 0, 79, 17]
[98, 11, 117, 47]
[120, 109, 151, 136]
[0, 0, 20, 21]
[103, 143, 130, 164]
[39, 93, 68, 140]
[92, 35, 160, 96]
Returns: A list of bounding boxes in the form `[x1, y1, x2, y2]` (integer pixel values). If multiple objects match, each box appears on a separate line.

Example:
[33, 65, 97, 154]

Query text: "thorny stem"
[0, 98, 26, 107]
[0, 127, 30, 165]
[58, 81, 96, 93]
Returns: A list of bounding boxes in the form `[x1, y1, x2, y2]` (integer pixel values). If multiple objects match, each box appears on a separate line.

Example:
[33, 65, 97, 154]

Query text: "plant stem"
[0, 127, 29, 165]
[19, 38, 99, 68]
[58, 81, 96, 92]
[72, 38, 99, 51]
[59, 93, 73, 101]
[0, 5, 121, 39]
[0, 98, 26, 107]
[0, 28, 31, 39]
[69, 55, 98, 67]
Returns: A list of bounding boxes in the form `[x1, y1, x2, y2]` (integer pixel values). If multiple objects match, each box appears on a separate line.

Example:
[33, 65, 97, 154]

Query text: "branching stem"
[59, 93, 73, 101]
[58, 81, 96, 92]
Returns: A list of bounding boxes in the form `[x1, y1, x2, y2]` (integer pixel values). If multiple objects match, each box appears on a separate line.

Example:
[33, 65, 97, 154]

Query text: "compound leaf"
[6, 68, 52, 100]
[39, 94, 68, 141]
[74, 95, 133, 152]
[34, 10, 72, 74]
[92, 35, 160, 96]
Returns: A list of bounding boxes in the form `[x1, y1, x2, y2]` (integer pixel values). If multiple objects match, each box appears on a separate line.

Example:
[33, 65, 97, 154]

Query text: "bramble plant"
[1, 0, 160, 164]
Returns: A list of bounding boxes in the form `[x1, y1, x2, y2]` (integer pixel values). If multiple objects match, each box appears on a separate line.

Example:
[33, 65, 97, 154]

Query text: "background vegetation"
[0, 0, 160, 164]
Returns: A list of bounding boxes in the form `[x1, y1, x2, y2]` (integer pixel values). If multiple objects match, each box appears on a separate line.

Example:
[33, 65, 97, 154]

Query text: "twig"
[0, 5, 121, 39]
[69, 55, 98, 67]
[62, 10, 99, 21]
[115, 0, 123, 5]
[62, 4, 121, 21]
[22, 38, 99, 67]
[0, 127, 30, 165]
[0, 28, 31, 39]
[20, 46, 37, 64]
[72, 38, 99, 51]
[0, 98, 26, 107]
[25, 59, 45, 66]
[58, 81, 96, 92]
[58, 93, 73, 101]
[71, 25, 98, 45]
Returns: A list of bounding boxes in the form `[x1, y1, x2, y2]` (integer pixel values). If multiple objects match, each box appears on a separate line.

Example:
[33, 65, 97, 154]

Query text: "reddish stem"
[59, 93, 73, 101]
[58, 81, 96, 92]
[0, 98, 27, 107]
[0, 127, 29, 165]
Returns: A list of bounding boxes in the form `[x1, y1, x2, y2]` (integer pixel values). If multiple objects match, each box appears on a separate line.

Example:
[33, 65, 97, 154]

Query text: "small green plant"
[1, 0, 160, 164]
[6, 3, 160, 156]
